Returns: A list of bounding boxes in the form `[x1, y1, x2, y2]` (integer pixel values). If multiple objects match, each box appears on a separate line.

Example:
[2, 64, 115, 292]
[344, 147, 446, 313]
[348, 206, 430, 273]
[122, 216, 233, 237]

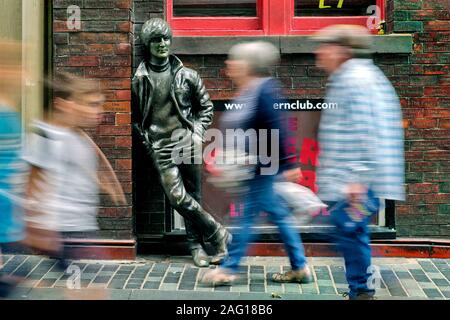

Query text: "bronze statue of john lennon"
[132, 18, 230, 267]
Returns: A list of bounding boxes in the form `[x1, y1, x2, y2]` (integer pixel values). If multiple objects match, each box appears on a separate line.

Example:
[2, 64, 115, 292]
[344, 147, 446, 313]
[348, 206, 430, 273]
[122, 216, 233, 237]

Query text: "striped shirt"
[316, 59, 405, 202]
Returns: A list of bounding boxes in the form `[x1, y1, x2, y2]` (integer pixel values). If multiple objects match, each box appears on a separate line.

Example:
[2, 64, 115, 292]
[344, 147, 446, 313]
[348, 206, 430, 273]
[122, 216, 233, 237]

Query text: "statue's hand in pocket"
[192, 122, 205, 144]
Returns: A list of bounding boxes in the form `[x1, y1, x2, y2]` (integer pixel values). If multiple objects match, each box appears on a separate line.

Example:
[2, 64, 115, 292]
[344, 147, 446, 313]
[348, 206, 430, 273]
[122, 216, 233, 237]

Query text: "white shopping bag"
[274, 182, 327, 224]
[206, 149, 257, 194]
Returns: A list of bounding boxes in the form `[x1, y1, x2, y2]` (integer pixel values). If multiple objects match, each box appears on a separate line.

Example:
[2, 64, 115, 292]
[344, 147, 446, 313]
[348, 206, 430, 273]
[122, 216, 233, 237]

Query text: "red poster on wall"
[200, 104, 335, 227]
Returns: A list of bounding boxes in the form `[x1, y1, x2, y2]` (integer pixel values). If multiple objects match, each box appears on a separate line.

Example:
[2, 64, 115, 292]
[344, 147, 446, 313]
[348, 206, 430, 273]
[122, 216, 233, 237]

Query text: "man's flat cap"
[311, 24, 373, 51]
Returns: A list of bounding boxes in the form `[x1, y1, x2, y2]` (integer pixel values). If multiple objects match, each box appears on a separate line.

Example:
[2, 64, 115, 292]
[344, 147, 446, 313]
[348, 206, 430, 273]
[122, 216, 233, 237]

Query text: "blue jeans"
[221, 175, 307, 272]
[326, 200, 376, 299]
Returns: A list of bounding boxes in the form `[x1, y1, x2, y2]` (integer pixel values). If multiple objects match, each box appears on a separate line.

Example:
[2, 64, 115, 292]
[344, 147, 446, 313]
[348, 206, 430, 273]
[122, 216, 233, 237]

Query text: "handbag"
[274, 182, 328, 224]
[206, 149, 257, 194]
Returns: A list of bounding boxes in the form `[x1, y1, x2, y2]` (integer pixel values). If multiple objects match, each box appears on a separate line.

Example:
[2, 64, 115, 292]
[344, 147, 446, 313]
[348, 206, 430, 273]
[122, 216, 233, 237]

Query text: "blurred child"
[23, 72, 126, 270]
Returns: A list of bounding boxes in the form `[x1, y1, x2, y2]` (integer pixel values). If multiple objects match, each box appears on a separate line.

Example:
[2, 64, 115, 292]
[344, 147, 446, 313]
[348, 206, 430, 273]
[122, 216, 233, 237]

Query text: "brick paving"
[1, 255, 449, 300]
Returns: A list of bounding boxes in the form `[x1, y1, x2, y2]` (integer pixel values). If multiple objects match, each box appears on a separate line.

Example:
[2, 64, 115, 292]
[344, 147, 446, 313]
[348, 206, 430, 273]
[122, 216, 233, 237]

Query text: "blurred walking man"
[313, 25, 405, 300]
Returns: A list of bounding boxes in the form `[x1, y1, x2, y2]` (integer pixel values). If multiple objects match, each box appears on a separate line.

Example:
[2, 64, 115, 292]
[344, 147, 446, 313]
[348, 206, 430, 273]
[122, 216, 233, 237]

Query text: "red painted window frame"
[167, 0, 267, 36]
[167, 0, 385, 36]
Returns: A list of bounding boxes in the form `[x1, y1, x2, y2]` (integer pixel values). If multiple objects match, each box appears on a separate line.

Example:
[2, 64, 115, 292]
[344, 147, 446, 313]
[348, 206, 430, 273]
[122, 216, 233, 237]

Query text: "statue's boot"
[185, 219, 210, 267]
[209, 227, 232, 265]
[191, 247, 210, 268]
[171, 194, 228, 265]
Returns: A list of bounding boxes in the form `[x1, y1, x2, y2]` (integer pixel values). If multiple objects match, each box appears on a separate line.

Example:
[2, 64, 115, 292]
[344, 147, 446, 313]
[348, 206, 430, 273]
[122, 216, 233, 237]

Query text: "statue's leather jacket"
[132, 54, 214, 149]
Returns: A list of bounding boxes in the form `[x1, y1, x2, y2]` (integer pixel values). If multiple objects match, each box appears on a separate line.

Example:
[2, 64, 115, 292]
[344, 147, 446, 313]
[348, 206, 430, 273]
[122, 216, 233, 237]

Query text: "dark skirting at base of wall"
[7, 238, 449, 260]
[137, 238, 450, 260]
[3, 239, 137, 261]
[247, 240, 450, 259]
[63, 239, 137, 260]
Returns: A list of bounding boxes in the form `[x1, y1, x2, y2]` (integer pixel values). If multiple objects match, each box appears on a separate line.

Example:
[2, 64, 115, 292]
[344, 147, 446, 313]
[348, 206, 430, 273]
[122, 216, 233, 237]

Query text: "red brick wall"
[52, 0, 449, 240]
[176, 1, 450, 238]
[132, 0, 168, 237]
[53, 0, 134, 239]
[385, 0, 449, 237]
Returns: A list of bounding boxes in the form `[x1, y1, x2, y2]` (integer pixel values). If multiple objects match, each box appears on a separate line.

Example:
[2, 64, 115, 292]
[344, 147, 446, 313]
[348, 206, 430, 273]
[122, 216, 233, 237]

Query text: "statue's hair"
[228, 41, 280, 77]
[140, 18, 172, 47]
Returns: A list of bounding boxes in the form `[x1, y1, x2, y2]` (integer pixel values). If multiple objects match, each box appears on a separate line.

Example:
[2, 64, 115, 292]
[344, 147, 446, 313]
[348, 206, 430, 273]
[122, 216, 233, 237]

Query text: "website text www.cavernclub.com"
[223, 100, 338, 111]
[224, 102, 245, 110]
[273, 100, 338, 110]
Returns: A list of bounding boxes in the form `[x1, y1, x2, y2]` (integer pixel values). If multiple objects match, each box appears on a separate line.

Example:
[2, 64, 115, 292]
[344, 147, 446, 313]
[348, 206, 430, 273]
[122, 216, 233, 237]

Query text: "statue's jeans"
[150, 138, 222, 250]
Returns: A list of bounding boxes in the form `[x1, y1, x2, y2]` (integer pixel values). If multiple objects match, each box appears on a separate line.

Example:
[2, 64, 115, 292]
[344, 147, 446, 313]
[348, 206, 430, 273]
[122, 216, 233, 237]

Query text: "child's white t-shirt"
[23, 121, 99, 232]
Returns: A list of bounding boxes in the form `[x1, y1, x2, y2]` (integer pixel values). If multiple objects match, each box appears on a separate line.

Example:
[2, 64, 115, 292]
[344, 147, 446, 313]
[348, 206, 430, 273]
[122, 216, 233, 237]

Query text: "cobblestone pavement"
[1, 255, 449, 300]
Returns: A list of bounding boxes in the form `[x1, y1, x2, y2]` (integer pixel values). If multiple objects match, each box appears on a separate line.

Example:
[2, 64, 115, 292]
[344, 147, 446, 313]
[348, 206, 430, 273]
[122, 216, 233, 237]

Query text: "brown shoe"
[343, 291, 377, 300]
[271, 267, 313, 284]
[354, 292, 376, 300]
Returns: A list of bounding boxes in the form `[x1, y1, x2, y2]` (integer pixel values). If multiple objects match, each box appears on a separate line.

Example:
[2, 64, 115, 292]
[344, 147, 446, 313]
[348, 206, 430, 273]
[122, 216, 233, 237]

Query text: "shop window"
[173, 0, 257, 17]
[168, 0, 263, 36]
[295, 0, 377, 16]
[290, 0, 385, 34]
[168, 0, 385, 36]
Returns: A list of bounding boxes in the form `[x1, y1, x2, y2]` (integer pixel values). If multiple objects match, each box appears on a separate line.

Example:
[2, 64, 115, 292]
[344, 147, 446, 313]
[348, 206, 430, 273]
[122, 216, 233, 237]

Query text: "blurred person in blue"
[202, 41, 312, 285]
[23, 73, 126, 271]
[0, 40, 28, 297]
[313, 25, 405, 300]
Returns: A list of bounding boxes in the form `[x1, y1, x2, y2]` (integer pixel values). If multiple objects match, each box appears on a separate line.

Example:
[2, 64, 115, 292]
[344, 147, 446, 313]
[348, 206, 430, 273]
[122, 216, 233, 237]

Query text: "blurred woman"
[202, 42, 312, 285]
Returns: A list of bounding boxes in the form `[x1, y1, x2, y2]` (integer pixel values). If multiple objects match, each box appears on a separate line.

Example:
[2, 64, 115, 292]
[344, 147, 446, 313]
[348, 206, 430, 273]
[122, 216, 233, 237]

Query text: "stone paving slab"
[1, 255, 449, 300]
